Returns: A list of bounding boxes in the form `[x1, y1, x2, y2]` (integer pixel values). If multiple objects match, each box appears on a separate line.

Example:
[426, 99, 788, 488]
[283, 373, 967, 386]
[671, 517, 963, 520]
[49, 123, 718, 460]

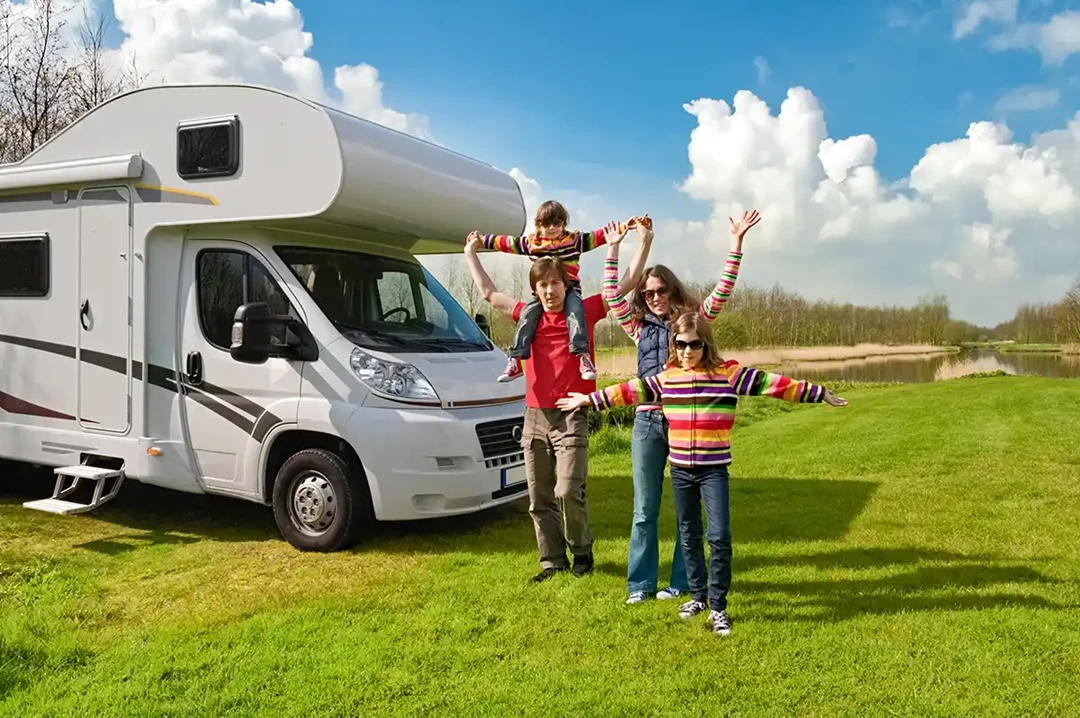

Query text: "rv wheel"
[272, 448, 374, 552]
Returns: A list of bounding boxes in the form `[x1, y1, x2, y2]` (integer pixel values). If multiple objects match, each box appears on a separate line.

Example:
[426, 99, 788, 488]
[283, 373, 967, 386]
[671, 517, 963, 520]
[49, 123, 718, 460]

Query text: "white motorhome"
[0, 83, 532, 551]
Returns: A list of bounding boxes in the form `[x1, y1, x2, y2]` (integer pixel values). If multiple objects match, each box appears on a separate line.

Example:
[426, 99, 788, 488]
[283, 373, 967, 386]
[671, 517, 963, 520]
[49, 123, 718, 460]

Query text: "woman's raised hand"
[556, 393, 590, 411]
[729, 210, 761, 240]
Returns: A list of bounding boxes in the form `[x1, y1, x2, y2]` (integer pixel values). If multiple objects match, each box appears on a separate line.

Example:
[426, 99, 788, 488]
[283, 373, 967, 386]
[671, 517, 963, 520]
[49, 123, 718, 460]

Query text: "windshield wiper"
[335, 322, 410, 346]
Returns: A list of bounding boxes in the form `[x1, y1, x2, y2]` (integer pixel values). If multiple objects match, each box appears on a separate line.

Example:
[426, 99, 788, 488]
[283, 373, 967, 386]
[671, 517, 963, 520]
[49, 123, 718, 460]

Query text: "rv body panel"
[4, 82, 535, 550]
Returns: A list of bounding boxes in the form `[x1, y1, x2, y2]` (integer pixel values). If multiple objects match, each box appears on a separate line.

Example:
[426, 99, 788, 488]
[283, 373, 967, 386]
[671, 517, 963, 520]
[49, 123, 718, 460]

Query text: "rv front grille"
[475, 418, 524, 459]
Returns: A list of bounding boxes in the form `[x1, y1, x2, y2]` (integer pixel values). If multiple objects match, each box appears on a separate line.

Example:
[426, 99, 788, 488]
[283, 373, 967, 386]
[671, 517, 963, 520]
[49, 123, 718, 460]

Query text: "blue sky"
[94, 0, 1080, 325]
[291, 0, 1078, 220]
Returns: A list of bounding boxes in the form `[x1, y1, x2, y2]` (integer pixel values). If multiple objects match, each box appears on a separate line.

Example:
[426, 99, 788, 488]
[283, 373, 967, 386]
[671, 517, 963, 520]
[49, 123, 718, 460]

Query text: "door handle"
[79, 299, 90, 330]
[185, 351, 203, 386]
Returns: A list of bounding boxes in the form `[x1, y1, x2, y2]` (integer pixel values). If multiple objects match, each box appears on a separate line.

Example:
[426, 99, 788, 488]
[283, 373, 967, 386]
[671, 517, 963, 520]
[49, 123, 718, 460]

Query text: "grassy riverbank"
[595, 343, 958, 377]
[996, 343, 1066, 353]
[3, 376, 1080, 716]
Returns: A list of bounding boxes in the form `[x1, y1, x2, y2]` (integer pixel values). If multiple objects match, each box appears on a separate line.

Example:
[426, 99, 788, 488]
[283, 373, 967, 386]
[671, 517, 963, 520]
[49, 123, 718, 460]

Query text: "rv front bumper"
[343, 401, 528, 521]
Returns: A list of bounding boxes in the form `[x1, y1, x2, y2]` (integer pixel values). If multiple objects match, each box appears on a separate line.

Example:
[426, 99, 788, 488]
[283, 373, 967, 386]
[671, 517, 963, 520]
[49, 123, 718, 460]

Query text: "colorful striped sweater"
[481, 227, 609, 284]
[588, 363, 826, 467]
[602, 250, 743, 344]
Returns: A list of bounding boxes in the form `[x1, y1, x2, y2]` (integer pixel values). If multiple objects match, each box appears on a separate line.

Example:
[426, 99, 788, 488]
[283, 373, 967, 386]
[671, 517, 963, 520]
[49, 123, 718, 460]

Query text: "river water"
[772, 349, 1080, 384]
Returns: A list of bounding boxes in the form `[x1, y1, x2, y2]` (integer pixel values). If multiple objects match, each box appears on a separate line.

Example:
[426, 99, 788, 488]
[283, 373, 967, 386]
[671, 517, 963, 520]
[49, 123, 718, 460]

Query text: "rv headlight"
[349, 347, 440, 403]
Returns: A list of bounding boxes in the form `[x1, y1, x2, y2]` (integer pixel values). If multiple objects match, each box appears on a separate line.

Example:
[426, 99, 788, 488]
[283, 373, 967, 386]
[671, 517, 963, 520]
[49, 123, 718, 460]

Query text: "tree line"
[992, 279, 1080, 345]
[439, 254, 1080, 350]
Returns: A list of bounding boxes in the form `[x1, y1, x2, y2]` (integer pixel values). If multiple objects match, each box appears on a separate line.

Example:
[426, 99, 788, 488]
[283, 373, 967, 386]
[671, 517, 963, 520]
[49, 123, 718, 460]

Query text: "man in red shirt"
[464, 224, 651, 582]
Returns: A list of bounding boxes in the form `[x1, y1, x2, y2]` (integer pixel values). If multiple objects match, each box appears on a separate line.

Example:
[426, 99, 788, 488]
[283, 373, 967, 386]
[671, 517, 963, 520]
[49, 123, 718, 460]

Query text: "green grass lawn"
[3, 377, 1080, 716]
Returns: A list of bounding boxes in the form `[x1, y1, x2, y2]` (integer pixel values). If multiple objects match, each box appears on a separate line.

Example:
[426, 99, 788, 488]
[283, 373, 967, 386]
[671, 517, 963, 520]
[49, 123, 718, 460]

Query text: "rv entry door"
[76, 186, 133, 434]
[177, 240, 303, 493]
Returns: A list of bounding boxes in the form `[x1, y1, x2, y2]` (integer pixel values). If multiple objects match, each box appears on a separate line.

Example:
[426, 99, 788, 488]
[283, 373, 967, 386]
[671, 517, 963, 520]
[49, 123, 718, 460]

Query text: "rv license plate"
[501, 464, 526, 489]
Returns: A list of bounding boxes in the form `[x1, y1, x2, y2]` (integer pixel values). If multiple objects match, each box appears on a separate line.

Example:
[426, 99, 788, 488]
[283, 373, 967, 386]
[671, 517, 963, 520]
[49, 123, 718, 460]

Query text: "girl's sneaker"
[678, 599, 707, 619]
[498, 357, 523, 382]
[626, 591, 648, 605]
[708, 610, 732, 636]
[656, 587, 685, 600]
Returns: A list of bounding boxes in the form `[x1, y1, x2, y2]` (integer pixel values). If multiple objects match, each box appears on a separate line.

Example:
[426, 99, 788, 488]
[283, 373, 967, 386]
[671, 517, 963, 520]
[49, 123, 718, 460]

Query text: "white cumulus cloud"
[655, 86, 1080, 326]
[111, 0, 430, 138]
[995, 85, 1061, 112]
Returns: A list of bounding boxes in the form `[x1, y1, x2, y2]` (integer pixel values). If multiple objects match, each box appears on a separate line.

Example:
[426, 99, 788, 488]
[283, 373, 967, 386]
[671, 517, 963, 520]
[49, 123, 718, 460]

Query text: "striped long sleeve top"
[602, 250, 743, 344]
[481, 227, 609, 284]
[587, 362, 826, 468]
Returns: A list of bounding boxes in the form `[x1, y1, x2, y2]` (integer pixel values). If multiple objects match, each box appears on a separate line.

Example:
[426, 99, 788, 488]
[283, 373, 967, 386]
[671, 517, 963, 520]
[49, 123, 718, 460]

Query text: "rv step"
[22, 497, 102, 515]
[22, 464, 126, 515]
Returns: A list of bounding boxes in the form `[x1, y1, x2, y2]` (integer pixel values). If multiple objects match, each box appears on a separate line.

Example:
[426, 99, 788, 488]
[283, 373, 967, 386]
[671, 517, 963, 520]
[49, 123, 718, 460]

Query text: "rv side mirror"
[231, 302, 272, 364]
[474, 312, 491, 338]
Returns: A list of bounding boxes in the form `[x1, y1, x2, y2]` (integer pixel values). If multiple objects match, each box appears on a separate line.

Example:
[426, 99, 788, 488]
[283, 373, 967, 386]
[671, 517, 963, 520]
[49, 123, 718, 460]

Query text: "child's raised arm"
[723, 361, 846, 406]
[572, 224, 612, 255]
[476, 230, 530, 255]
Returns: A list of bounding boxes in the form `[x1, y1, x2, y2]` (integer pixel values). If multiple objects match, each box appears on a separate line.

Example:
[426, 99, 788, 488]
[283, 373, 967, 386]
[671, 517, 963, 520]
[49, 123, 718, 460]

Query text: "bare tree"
[67, 5, 145, 121]
[0, 0, 146, 164]
[0, 0, 76, 162]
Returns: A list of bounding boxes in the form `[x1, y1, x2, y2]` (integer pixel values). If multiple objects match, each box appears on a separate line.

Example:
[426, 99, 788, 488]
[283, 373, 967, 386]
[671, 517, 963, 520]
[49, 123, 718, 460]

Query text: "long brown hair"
[666, 312, 725, 374]
[631, 265, 698, 322]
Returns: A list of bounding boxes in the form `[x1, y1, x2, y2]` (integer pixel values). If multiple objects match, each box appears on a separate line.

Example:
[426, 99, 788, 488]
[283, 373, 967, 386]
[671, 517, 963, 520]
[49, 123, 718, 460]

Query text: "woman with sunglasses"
[557, 312, 847, 635]
[601, 211, 760, 606]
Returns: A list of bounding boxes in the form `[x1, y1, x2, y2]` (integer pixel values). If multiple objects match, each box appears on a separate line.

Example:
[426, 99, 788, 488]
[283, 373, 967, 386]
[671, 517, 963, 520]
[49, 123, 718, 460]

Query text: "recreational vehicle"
[0, 83, 531, 551]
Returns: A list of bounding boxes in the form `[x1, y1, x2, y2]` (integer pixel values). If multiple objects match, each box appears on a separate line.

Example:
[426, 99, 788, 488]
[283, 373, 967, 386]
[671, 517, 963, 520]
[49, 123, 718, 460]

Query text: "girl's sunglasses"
[674, 339, 704, 352]
[643, 287, 670, 301]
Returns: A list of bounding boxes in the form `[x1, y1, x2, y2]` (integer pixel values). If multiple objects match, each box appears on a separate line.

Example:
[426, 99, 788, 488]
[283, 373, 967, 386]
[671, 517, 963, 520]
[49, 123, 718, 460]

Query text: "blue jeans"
[627, 410, 690, 595]
[670, 463, 732, 611]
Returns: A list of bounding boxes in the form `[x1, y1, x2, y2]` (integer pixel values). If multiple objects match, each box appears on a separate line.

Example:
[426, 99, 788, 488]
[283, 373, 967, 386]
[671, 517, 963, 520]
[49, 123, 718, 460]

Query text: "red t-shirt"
[512, 293, 607, 409]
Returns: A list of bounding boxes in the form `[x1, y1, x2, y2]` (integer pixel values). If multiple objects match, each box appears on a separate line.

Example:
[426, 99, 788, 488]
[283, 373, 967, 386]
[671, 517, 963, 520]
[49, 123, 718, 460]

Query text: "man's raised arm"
[464, 232, 519, 317]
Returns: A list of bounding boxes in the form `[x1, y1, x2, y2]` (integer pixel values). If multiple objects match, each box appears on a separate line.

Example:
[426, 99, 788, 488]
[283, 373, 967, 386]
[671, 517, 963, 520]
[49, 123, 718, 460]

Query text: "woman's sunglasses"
[674, 339, 704, 352]
[642, 287, 670, 301]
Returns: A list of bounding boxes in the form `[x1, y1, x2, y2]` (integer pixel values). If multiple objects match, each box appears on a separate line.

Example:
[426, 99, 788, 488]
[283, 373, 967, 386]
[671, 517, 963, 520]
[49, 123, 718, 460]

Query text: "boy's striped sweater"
[481, 227, 609, 284]
[588, 362, 826, 468]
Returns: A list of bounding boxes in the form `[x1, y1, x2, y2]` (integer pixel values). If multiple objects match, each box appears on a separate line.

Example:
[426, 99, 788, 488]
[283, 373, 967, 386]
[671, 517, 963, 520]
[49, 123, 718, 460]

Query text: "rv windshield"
[276, 246, 492, 353]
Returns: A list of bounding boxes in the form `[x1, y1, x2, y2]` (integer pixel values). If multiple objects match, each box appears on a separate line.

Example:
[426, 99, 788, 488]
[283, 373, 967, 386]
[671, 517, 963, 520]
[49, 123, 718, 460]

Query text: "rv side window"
[0, 234, 49, 297]
[178, 116, 240, 180]
[196, 250, 295, 351]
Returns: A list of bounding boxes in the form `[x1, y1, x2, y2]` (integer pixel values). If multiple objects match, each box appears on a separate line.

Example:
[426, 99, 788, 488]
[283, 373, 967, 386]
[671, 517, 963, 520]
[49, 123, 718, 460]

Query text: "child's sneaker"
[626, 591, 649, 605]
[678, 599, 707, 619]
[656, 586, 685, 600]
[707, 609, 732, 636]
[498, 357, 523, 383]
[578, 354, 597, 381]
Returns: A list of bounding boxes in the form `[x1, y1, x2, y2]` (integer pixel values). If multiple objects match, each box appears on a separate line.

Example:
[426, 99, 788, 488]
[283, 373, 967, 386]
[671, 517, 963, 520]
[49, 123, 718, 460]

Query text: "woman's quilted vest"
[636, 313, 671, 380]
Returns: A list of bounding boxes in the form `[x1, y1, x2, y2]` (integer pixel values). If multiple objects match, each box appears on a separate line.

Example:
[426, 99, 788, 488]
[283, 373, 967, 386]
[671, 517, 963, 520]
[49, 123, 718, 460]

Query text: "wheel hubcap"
[290, 472, 337, 536]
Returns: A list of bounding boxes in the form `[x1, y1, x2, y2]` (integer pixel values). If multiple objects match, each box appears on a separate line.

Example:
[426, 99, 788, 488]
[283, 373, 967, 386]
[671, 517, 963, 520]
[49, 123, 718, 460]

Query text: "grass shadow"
[4, 460, 883, 563]
[735, 546, 1076, 622]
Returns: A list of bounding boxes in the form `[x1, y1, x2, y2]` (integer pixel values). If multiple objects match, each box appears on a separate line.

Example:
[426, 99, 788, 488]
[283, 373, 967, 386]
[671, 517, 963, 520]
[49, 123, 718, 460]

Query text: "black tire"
[271, 448, 374, 552]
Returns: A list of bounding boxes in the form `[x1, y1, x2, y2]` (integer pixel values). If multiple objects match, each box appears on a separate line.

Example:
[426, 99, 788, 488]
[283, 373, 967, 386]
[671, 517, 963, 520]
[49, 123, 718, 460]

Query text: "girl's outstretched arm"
[477, 230, 530, 255]
[723, 360, 846, 405]
[556, 374, 663, 412]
